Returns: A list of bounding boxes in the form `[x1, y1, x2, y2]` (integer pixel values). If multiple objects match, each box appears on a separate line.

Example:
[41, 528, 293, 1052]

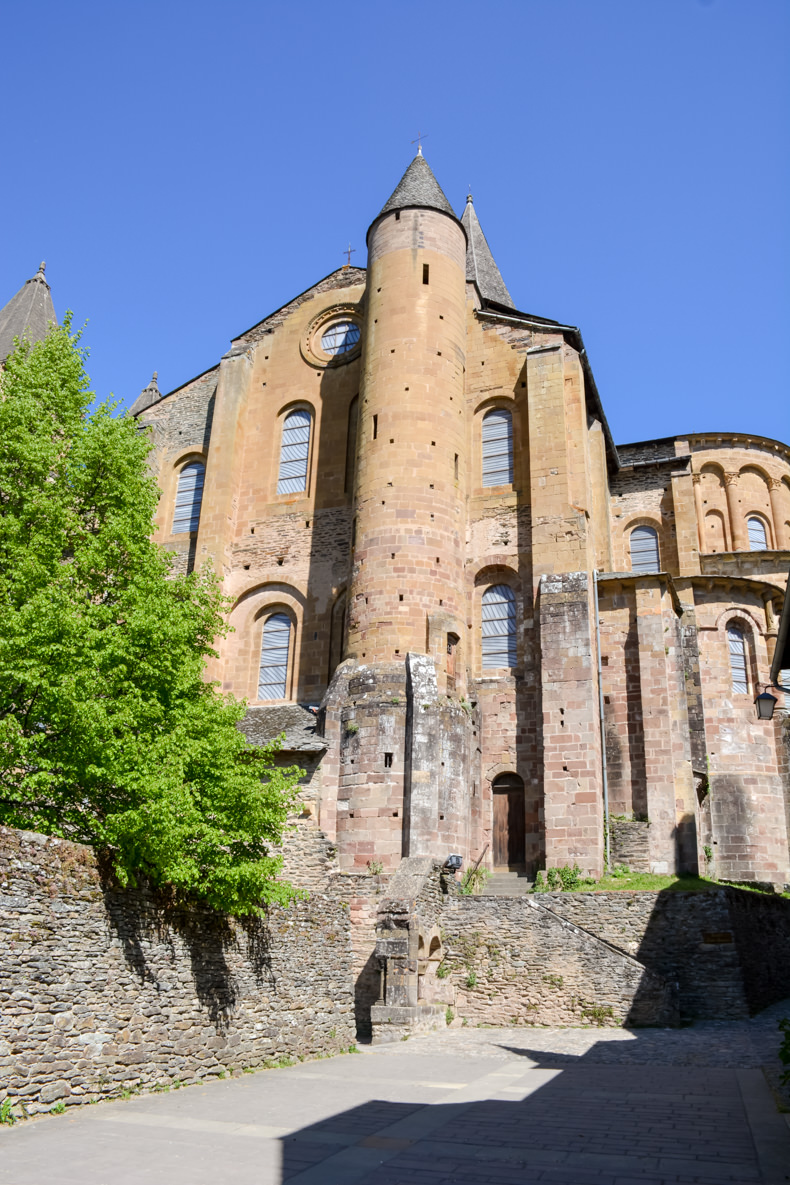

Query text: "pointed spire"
[129, 371, 162, 418]
[0, 261, 58, 363]
[376, 152, 457, 221]
[461, 195, 514, 309]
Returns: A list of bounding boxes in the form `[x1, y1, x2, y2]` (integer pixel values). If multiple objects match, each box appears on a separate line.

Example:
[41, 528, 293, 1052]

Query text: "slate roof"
[461, 196, 514, 309]
[0, 263, 57, 363]
[128, 372, 161, 417]
[375, 152, 457, 223]
[238, 705, 327, 752]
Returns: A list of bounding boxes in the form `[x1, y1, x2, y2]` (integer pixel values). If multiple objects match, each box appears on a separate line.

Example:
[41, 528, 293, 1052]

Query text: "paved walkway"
[2, 1004, 789, 1185]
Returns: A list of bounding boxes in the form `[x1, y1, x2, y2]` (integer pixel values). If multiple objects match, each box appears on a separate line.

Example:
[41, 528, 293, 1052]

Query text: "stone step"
[481, 871, 533, 897]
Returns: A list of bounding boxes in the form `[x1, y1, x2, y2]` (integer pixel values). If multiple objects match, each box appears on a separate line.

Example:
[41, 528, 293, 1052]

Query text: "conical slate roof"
[129, 371, 161, 417]
[376, 151, 457, 221]
[0, 262, 57, 362]
[461, 196, 513, 308]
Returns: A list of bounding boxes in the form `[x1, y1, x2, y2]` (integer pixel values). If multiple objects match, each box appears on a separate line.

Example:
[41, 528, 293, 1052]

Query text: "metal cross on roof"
[411, 131, 428, 156]
[343, 243, 356, 268]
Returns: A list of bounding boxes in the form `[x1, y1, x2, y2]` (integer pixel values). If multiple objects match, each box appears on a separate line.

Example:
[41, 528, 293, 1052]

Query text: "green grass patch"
[577, 872, 719, 893]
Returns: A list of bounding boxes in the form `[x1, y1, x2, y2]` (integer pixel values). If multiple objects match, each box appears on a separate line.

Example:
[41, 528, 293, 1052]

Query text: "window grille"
[747, 517, 767, 550]
[258, 613, 291, 699]
[630, 525, 660, 574]
[727, 626, 748, 694]
[481, 409, 514, 487]
[482, 585, 517, 669]
[277, 410, 312, 495]
[172, 461, 205, 534]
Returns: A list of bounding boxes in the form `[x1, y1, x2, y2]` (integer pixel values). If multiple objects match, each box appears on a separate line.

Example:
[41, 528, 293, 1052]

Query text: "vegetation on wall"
[0, 323, 300, 915]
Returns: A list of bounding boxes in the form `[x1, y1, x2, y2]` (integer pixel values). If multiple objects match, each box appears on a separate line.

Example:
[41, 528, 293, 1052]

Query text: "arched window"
[747, 516, 768, 550]
[172, 461, 205, 534]
[629, 525, 660, 574]
[482, 585, 517, 669]
[727, 625, 748, 694]
[258, 613, 292, 699]
[277, 410, 312, 495]
[481, 409, 513, 487]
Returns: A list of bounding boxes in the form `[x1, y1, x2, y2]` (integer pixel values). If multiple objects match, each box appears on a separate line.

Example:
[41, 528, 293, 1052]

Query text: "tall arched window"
[258, 613, 292, 700]
[629, 525, 660, 574]
[747, 516, 768, 550]
[481, 409, 513, 487]
[482, 585, 517, 669]
[277, 410, 312, 495]
[727, 625, 748, 694]
[172, 461, 205, 534]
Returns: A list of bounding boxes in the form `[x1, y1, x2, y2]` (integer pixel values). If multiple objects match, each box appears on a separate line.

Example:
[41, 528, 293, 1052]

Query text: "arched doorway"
[492, 773, 525, 869]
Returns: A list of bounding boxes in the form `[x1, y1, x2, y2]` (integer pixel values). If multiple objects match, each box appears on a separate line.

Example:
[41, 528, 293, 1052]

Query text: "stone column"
[768, 477, 789, 549]
[692, 473, 704, 553]
[724, 472, 748, 551]
[671, 468, 701, 575]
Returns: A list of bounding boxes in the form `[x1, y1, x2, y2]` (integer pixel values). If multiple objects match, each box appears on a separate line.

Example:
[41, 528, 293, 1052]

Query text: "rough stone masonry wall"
[440, 894, 676, 1028]
[0, 829, 355, 1115]
[544, 889, 790, 1020]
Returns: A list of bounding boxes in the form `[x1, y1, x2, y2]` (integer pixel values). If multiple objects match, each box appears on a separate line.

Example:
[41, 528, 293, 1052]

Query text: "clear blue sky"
[2, 0, 788, 446]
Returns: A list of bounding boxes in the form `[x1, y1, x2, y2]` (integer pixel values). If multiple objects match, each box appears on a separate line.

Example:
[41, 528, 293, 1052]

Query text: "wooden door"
[493, 780, 526, 868]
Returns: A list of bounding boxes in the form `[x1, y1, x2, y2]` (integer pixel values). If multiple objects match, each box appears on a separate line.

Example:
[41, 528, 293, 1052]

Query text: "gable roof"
[461, 196, 514, 308]
[0, 263, 57, 362]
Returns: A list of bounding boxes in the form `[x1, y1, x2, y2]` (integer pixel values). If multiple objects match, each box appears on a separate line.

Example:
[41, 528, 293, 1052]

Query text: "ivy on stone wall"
[0, 322, 300, 914]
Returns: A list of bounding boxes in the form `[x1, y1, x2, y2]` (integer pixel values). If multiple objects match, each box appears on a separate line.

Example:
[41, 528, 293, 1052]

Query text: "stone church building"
[4, 153, 790, 889]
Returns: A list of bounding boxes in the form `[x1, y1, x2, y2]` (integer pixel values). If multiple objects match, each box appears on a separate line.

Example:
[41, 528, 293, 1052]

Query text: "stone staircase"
[481, 869, 532, 896]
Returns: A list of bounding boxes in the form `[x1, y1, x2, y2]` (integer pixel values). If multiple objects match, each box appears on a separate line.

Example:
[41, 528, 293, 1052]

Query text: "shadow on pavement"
[278, 1028, 775, 1185]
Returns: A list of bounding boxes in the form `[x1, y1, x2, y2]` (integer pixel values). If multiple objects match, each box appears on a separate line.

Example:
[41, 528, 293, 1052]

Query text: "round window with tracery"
[321, 321, 360, 356]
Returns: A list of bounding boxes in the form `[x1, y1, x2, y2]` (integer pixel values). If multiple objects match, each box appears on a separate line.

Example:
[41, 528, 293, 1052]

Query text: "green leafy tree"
[0, 321, 300, 914]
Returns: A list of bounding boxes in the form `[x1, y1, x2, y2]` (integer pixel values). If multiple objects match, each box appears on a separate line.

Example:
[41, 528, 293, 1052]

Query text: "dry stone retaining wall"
[0, 828, 355, 1115]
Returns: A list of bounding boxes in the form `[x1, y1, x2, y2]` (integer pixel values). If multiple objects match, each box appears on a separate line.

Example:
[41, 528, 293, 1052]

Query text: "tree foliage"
[0, 321, 301, 914]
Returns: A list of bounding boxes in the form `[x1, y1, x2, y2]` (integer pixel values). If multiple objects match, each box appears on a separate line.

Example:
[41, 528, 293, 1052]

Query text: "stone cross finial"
[410, 130, 428, 156]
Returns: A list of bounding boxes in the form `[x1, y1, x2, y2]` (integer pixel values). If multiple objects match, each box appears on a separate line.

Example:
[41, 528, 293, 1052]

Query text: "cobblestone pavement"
[2, 1002, 789, 1185]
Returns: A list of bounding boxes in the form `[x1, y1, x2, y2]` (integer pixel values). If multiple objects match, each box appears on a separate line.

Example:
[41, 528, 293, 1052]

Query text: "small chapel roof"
[461, 195, 514, 309]
[0, 262, 57, 363]
[370, 151, 462, 241]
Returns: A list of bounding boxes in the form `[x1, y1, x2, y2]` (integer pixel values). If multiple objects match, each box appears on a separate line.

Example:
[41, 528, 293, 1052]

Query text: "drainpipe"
[593, 570, 610, 872]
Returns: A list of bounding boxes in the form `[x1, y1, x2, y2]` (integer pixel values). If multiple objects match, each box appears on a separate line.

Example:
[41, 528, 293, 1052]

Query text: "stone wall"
[545, 888, 790, 1019]
[440, 894, 677, 1029]
[0, 828, 355, 1116]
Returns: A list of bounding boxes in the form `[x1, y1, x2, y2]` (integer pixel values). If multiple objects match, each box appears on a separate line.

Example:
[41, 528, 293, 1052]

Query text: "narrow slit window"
[372, 414, 378, 440]
[422, 264, 429, 285]
[454, 453, 459, 480]
[727, 626, 748, 694]
[482, 585, 517, 669]
[344, 395, 359, 494]
[172, 461, 205, 534]
[277, 410, 311, 495]
[481, 409, 514, 486]
[259, 613, 292, 699]
[630, 525, 660, 574]
[384, 752, 393, 768]
[747, 516, 767, 550]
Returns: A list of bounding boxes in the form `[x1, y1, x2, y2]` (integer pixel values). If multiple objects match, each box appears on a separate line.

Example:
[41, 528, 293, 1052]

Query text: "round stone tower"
[327, 154, 478, 872]
[347, 152, 468, 665]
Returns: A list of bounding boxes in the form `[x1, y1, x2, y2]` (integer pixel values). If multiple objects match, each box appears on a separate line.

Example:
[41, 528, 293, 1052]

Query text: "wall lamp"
[755, 688, 779, 720]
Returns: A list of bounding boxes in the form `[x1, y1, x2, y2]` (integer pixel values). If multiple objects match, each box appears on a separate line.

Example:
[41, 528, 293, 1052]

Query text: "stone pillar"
[539, 572, 603, 877]
[692, 472, 705, 554]
[768, 477, 789, 549]
[671, 468, 701, 575]
[634, 579, 696, 874]
[724, 472, 748, 551]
